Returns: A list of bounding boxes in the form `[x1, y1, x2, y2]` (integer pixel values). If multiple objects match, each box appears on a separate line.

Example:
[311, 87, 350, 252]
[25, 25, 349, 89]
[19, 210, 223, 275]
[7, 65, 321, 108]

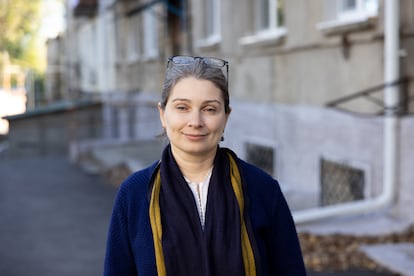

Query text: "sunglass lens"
[203, 58, 225, 67]
[171, 56, 194, 65]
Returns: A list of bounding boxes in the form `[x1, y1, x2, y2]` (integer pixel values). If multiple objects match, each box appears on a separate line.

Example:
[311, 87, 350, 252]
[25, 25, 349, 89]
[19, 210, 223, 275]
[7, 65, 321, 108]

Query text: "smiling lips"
[184, 133, 208, 140]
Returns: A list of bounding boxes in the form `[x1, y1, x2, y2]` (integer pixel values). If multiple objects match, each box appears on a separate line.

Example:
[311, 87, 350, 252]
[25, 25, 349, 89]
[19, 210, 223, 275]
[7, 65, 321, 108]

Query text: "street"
[0, 155, 117, 276]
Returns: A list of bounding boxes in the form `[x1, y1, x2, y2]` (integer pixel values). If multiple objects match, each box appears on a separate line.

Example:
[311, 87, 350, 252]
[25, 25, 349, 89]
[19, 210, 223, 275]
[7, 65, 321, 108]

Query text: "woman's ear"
[225, 106, 232, 122]
[158, 102, 166, 128]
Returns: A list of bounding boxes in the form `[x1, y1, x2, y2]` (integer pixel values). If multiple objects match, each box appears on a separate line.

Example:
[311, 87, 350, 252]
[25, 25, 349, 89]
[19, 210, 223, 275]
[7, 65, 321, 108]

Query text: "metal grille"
[320, 158, 365, 206]
[245, 143, 274, 176]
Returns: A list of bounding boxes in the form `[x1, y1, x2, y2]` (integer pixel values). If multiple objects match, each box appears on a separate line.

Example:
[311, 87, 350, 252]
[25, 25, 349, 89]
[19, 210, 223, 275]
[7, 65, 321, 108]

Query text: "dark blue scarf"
[149, 145, 259, 276]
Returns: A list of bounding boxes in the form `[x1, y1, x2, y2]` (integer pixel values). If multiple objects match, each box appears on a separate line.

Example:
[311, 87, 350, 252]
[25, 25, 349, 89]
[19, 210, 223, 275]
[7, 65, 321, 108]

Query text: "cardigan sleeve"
[269, 185, 307, 275]
[239, 158, 307, 275]
[103, 184, 138, 276]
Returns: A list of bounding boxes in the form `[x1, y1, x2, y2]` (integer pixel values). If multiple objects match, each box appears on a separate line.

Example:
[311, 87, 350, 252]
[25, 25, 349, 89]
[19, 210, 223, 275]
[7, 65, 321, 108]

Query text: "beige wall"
[56, 0, 414, 218]
[191, 0, 390, 111]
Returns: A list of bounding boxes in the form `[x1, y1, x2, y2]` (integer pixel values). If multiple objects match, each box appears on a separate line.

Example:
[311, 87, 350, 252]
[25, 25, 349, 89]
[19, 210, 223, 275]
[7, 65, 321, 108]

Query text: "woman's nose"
[188, 111, 203, 127]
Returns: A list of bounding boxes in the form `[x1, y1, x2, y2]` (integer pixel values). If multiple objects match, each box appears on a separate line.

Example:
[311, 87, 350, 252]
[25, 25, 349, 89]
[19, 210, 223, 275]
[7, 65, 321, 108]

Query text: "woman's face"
[159, 77, 230, 158]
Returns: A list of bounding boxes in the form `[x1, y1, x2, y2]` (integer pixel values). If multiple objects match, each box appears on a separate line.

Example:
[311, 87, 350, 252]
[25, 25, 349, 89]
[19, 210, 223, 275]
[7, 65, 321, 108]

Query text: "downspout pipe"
[293, 0, 400, 224]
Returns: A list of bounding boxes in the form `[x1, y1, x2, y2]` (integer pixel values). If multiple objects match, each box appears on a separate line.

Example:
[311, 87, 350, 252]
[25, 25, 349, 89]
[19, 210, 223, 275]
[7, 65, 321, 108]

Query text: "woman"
[104, 56, 306, 275]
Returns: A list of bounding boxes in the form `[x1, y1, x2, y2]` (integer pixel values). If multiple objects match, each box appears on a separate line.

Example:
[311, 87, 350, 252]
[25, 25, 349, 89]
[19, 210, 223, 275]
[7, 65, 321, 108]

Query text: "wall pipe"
[293, 0, 400, 224]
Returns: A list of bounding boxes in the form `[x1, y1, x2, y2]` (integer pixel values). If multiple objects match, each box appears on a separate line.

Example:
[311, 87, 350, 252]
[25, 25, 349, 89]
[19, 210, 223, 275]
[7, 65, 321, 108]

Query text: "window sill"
[317, 15, 378, 35]
[125, 54, 140, 65]
[239, 28, 287, 48]
[195, 35, 221, 51]
[141, 52, 158, 62]
[115, 58, 139, 67]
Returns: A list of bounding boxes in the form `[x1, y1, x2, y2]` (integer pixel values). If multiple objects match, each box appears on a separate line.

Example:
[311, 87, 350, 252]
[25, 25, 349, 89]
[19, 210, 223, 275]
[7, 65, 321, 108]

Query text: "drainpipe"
[293, 0, 400, 223]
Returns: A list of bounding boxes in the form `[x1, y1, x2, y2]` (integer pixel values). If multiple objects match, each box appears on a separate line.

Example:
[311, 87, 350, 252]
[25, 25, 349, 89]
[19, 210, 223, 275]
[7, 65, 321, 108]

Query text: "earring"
[220, 136, 224, 142]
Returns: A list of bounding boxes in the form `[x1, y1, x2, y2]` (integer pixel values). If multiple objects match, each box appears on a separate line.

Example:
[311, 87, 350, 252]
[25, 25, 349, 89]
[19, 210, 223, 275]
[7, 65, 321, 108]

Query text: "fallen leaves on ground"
[299, 225, 414, 274]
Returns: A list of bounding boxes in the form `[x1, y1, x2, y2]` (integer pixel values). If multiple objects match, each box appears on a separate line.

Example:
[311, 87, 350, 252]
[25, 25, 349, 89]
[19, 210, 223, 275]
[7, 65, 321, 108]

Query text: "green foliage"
[0, 0, 42, 64]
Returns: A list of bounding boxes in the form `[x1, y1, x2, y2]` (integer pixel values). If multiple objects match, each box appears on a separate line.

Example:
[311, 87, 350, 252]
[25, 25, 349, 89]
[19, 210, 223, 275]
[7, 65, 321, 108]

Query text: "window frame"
[317, 0, 379, 34]
[239, 0, 286, 47]
[125, 15, 140, 63]
[244, 136, 280, 179]
[319, 152, 373, 200]
[195, 0, 222, 48]
[142, 8, 158, 60]
[337, 0, 378, 21]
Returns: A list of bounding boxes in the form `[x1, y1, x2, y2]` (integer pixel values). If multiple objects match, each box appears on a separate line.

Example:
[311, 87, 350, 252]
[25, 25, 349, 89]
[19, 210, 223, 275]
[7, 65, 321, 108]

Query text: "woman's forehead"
[169, 77, 223, 100]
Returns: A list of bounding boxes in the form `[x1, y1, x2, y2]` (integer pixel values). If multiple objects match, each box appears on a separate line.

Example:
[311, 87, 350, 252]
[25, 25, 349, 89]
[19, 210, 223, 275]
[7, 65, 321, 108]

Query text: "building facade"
[58, 0, 414, 221]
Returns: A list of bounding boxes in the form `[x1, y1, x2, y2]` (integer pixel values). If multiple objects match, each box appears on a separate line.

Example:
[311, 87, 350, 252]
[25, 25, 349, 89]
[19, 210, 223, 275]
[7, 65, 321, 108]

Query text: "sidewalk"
[0, 155, 117, 276]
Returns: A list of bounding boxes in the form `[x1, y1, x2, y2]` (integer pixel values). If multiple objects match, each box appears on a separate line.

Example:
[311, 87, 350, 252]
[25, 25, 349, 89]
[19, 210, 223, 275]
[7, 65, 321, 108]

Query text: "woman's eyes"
[203, 106, 217, 112]
[174, 105, 218, 113]
[175, 105, 188, 111]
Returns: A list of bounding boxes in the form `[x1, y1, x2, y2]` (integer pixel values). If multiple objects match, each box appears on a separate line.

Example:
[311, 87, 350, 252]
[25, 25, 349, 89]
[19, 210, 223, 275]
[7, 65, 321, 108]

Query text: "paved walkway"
[0, 155, 117, 276]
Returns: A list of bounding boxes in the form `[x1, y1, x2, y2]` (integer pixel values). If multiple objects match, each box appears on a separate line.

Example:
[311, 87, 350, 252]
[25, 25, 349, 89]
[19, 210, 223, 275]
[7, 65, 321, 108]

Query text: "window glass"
[126, 15, 139, 61]
[202, 0, 220, 40]
[363, 0, 378, 14]
[277, 0, 285, 27]
[337, 0, 378, 19]
[143, 9, 158, 58]
[256, 0, 270, 31]
[255, 0, 284, 32]
[341, 0, 357, 12]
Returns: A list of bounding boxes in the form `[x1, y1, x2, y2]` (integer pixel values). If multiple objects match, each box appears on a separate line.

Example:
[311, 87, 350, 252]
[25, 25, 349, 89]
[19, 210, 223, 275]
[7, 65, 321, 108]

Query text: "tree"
[0, 0, 42, 66]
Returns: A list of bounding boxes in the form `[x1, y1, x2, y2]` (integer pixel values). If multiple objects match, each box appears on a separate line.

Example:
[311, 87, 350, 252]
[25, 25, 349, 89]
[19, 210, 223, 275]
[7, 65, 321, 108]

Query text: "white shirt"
[185, 169, 212, 229]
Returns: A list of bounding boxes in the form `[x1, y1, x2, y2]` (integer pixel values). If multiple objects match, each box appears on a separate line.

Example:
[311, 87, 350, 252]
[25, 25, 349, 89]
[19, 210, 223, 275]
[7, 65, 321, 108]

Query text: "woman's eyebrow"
[171, 98, 190, 102]
[204, 100, 222, 105]
[171, 98, 222, 105]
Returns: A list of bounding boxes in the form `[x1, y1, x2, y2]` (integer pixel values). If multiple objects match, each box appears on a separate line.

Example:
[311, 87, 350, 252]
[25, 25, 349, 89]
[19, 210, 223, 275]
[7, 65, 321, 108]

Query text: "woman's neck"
[171, 147, 216, 183]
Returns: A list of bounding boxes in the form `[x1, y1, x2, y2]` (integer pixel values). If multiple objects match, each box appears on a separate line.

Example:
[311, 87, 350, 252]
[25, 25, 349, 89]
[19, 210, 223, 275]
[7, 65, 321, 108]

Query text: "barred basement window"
[320, 158, 365, 206]
[246, 143, 275, 176]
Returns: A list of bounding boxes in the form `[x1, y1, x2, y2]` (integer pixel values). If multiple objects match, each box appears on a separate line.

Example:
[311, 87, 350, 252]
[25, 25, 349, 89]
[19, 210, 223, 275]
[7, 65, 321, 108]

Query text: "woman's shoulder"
[117, 161, 159, 197]
[236, 158, 283, 196]
[238, 158, 277, 184]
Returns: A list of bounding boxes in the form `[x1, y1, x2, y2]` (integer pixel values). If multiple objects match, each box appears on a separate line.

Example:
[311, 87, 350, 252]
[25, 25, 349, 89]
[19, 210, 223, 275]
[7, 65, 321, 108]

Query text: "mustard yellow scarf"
[149, 146, 257, 276]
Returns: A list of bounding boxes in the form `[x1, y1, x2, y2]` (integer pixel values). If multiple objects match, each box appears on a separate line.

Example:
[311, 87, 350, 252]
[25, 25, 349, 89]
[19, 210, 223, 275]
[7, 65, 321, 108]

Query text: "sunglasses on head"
[167, 55, 229, 85]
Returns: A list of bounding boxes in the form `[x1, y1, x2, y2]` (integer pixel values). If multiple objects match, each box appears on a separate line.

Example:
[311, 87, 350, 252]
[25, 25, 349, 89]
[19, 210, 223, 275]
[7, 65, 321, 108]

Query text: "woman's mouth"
[184, 133, 207, 140]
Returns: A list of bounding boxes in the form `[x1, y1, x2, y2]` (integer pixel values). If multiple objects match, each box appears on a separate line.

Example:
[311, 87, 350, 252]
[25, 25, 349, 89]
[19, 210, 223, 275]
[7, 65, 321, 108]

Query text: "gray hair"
[160, 59, 230, 113]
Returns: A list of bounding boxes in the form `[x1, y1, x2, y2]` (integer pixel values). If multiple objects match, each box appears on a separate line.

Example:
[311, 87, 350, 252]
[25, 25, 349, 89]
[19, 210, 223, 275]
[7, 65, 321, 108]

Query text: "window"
[240, 0, 286, 46]
[143, 8, 158, 59]
[255, 0, 285, 33]
[317, 0, 378, 33]
[244, 138, 278, 178]
[78, 22, 98, 89]
[126, 15, 140, 62]
[203, 0, 220, 39]
[196, 0, 221, 48]
[320, 158, 365, 206]
[337, 0, 378, 21]
[246, 143, 275, 177]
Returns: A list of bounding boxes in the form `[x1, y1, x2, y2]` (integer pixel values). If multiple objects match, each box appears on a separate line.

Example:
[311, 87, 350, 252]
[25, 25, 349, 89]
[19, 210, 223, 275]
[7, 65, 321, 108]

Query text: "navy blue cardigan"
[104, 158, 307, 275]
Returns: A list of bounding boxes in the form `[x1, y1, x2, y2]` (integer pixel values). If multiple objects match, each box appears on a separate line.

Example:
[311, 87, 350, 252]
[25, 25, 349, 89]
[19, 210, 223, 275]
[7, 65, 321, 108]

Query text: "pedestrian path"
[0, 156, 117, 276]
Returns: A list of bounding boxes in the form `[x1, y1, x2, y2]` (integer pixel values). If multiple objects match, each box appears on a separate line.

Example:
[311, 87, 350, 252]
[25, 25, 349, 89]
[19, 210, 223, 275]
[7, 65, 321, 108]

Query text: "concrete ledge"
[360, 243, 414, 276]
[75, 138, 165, 174]
[297, 212, 414, 236]
[4, 100, 103, 157]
